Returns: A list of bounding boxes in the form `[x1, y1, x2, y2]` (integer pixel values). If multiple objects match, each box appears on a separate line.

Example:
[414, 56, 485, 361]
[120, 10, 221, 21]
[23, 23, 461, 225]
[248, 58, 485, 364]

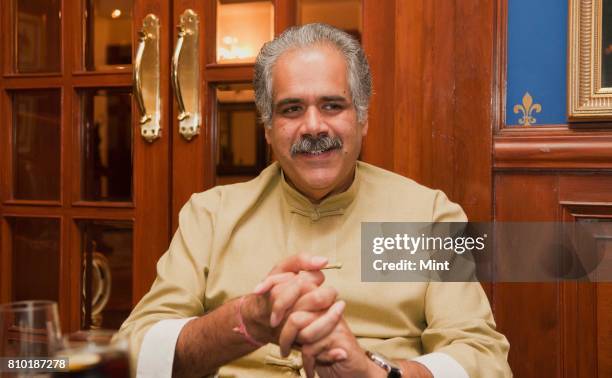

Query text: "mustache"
[290, 135, 343, 156]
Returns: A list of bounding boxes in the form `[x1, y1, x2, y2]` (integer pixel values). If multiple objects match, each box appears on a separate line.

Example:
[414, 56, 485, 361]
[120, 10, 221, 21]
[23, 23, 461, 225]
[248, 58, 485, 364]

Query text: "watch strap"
[366, 350, 403, 378]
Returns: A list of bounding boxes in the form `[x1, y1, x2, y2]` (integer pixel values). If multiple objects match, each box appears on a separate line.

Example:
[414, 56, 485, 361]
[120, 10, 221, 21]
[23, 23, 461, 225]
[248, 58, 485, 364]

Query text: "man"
[117, 23, 511, 378]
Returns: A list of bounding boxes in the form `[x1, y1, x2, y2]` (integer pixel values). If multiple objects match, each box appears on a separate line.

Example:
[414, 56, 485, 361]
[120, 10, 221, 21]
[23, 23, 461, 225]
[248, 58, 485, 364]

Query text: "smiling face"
[264, 44, 368, 203]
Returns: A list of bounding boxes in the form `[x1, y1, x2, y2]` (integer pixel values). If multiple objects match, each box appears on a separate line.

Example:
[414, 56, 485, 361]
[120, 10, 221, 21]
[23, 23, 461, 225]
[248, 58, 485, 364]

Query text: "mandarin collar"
[280, 163, 360, 221]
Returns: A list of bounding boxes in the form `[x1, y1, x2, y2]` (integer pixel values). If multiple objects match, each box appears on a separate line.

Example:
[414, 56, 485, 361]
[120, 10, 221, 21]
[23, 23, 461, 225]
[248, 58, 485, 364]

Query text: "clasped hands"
[239, 254, 385, 378]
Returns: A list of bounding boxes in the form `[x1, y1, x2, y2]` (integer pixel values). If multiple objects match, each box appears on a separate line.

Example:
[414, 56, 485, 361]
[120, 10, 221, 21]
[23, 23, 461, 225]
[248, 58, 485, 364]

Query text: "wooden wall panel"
[559, 174, 612, 203]
[392, 0, 429, 182]
[493, 172, 612, 377]
[361, 0, 395, 171]
[362, 0, 612, 375]
[494, 129, 612, 170]
[494, 174, 561, 377]
[452, 0, 495, 221]
[597, 284, 612, 377]
[490, 0, 612, 371]
[559, 177, 612, 378]
[363, 0, 495, 221]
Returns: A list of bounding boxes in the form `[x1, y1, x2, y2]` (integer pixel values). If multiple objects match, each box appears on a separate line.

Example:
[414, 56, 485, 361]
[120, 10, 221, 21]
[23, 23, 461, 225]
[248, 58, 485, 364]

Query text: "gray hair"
[254, 23, 372, 127]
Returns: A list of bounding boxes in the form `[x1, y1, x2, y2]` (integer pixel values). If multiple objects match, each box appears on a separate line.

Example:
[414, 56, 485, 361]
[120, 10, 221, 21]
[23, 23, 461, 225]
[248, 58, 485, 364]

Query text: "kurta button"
[311, 209, 320, 221]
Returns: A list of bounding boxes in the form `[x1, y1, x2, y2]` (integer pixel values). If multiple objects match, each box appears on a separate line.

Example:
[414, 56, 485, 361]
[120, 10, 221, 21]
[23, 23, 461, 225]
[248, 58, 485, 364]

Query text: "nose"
[302, 105, 329, 136]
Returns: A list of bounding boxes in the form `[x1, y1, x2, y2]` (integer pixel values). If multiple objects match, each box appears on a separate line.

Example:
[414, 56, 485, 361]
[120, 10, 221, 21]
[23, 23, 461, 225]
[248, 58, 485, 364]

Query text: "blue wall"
[506, 0, 568, 126]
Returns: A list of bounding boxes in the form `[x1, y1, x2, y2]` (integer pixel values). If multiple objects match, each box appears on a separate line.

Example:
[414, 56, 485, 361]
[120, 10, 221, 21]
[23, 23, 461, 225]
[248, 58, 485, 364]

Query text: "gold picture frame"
[568, 0, 612, 120]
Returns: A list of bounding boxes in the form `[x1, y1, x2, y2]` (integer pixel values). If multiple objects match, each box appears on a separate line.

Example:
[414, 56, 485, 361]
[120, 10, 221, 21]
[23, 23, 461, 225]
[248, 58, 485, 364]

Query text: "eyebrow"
[321, 95, 349, 102]
[275, 98, 303, 108]
[274, 95, 349, 108]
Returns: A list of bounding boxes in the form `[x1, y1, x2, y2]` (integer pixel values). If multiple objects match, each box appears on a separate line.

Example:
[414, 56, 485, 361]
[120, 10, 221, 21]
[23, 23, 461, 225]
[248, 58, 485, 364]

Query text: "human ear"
[264, 125, 272, 144]
[361, 120, 369, 137]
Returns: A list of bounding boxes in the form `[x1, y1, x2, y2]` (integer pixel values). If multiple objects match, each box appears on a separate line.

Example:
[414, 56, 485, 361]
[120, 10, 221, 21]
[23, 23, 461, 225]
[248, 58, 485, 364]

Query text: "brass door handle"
[171, 27, 190, 122]
[134, 31, 151, 125]
[172, 10, 200, 141]
[134, 14, 161, 142]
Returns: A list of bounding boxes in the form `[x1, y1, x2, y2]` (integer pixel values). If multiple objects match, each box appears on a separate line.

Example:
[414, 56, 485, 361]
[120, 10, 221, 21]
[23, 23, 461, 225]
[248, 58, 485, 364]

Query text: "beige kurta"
[117, 161, 511, 377]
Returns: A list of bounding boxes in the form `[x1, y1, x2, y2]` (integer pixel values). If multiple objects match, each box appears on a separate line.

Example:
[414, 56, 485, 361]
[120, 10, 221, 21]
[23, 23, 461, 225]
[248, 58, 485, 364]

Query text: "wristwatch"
[365, 350, 403, 378]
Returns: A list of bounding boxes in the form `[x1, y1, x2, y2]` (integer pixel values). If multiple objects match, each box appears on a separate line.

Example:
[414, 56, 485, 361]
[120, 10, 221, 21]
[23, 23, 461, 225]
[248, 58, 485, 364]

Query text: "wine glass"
[54, 330, 130, 377]
[0, 300, 63, 359]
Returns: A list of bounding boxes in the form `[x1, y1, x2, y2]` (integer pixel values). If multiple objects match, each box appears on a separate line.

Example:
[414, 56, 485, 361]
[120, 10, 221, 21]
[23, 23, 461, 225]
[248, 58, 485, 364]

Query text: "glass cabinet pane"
[298, 0, 362, 41]
[15, 0, 61, 73]
[12, 90, 61, 201]
[80, 88, 133, 202]
[84, 0, 133, 70]
[10, 217, 60, 302]
[216, 0, 273, 64]
[215, 83, 269, 185]
[78, 220, 133, 330]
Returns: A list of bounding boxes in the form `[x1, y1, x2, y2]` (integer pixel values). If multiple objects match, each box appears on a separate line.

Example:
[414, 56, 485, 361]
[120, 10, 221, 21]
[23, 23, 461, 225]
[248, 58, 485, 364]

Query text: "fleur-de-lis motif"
[513, 92, 542, 126]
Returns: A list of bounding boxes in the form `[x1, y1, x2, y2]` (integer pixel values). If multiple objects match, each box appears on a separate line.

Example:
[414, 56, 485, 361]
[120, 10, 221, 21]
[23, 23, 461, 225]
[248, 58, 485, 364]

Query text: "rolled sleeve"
[137, 317, 196, 378]
[412, 352, 469, 378]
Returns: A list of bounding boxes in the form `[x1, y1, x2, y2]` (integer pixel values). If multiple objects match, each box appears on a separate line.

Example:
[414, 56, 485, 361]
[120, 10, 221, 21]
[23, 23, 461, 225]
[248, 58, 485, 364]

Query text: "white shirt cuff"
[137, 317, 196, 378]
[412, 352, 469, 378]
